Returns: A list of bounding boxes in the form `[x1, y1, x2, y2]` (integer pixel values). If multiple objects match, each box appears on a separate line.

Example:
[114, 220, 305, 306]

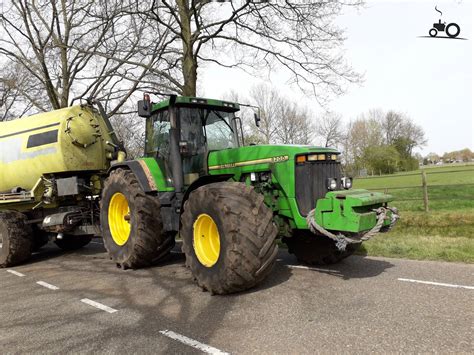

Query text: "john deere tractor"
[101, 95, 398, 294]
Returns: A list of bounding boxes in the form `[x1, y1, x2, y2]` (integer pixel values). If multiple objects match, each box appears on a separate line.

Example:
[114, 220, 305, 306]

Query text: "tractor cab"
[139, 95, 242, 187]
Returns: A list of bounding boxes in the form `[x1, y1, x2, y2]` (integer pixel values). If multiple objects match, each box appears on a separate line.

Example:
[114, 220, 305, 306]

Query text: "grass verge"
[356, 210, 474, 263]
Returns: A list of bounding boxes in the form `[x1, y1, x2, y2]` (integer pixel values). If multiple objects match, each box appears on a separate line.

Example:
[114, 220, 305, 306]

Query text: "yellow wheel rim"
[108, 192, 131, 246]
[193, 214, 221, 267]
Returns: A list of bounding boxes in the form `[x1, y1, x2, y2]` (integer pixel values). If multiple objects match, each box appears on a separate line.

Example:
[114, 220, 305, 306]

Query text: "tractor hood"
[207, 144, 339, 172]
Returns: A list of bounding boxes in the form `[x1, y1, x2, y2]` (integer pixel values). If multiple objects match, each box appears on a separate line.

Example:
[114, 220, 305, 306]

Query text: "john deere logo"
[420, 6, 467, 40]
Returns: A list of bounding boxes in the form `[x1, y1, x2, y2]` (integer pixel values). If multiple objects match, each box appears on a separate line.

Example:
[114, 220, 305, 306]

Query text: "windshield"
[179, 107, 239, 151]
[145, 107, 239, 158]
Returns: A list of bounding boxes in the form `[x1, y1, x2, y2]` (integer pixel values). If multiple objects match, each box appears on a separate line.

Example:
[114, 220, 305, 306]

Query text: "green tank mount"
[0, 102, 125, 267]
[99, 94, 399, 295]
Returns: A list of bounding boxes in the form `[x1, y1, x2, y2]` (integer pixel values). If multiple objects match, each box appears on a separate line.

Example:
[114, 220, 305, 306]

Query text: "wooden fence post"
[421, 170, 429, 212]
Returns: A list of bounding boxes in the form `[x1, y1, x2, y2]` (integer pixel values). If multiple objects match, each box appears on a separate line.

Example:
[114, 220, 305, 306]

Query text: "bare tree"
[223, 84, 314, 145]
[248, 84, 280, 144]
[117, 0, 362, 99]
[381, 110, 403, 145]
[275, 103, 313, 145]
[0, 0, 173, 116]
[316, 112, 344, 148]
[109, 103, 146, 158]
[344, 108, 426, 174]
[0, 64, 40, 121]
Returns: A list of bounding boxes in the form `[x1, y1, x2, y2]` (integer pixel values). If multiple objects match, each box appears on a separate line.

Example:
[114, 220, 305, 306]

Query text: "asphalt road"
[1, 240, 473, 354]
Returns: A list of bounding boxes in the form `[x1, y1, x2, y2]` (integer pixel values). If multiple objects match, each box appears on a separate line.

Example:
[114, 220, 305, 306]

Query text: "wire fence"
[356, 169, 474, 212]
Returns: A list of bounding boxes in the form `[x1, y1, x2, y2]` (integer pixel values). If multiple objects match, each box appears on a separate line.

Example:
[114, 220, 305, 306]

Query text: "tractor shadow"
[281, 252, 394, 280]
[27, 239, 107, 265]
[319, 256, 393, 280]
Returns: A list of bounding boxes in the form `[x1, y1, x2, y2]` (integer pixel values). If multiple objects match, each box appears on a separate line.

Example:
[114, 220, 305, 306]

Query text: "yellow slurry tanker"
[0, 101, 125, 266]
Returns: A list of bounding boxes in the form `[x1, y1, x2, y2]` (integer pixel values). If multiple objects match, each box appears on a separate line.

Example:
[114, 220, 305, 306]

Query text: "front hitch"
[307, 189, 400, 250]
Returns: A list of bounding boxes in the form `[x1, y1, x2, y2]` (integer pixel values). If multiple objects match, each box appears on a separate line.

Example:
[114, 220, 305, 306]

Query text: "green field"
[353, 164, 474, 263]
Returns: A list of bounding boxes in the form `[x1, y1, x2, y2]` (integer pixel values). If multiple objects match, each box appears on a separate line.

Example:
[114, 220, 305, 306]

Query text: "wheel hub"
[108, 192, 131, 246]
[193, 214, 220, 267]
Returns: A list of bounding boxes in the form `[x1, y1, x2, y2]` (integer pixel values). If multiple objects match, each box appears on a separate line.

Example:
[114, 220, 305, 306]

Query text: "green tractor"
[101, 94, 398, 294]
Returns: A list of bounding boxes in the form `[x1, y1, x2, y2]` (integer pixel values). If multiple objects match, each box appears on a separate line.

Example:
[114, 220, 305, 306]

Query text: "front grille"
[295, 161, 342, 216]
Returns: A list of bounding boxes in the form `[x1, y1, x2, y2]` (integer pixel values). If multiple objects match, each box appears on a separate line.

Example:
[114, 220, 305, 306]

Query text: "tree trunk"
[177, 0, 197, 97]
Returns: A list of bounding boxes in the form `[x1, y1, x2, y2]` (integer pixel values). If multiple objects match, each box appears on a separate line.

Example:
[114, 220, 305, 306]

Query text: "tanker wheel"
[100, 168, 175, 269]
[0, 211, 33, 267]
[181, 182, 278, 295]
[55, 235, 92, 251]
[283, 231, 360, 265]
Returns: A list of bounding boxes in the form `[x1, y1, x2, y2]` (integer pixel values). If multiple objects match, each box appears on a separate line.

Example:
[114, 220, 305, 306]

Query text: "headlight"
[342, 177, 352, 189]
[327, 178, 337, 190]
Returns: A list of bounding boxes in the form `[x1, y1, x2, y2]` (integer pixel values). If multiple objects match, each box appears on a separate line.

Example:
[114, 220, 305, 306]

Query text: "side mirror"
[254, 112, 261, 127]
[138, 93, 152, 117]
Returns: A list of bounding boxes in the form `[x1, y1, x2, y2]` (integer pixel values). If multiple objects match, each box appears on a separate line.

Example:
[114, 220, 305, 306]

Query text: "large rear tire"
[0, 211, 32, 267]
[284, 231, 360, 265]
[181, 182, 278, 295]
[100, 168, 175, 269]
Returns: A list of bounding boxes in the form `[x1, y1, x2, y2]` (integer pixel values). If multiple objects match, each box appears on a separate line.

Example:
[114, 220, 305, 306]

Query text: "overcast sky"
[202, 0, 473, 155]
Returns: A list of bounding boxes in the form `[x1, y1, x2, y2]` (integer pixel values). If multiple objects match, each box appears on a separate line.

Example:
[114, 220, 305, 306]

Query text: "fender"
[108, 160, 156, 193]
[181, 174, 234, 210]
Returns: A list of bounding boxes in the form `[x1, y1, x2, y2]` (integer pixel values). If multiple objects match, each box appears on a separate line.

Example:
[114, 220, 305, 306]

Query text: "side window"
[146, 110, 170, 157]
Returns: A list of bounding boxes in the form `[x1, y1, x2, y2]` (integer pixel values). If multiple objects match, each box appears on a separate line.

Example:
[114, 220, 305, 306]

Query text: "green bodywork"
[136, 96, 394, 237]
[206, 145, 393, 232]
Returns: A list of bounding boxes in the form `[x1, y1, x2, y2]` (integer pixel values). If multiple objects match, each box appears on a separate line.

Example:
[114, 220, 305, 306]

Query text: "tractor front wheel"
[284, 231, 360, 265]
[181, 182, 278, 295]
[100, 168, 175, 269]
[0, 211, 32, 267]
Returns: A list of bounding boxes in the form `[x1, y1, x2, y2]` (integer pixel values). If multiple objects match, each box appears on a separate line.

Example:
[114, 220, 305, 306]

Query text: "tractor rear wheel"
[100, 168, 175, 269]
[55, 235, 92, 251]
[284, 231, 360, 265]
[181, 182, 278, 295]
[0, 211, 33, 267]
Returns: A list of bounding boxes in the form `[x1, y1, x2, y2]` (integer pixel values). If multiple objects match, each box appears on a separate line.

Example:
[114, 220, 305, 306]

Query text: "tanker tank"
[0, 104, 118, 193]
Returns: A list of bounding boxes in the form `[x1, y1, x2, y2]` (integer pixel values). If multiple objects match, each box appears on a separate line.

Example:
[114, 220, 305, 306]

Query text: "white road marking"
[159, 330, 229, 355]
[398, 278, 474, 290]
[286, 264, 337, 273]
[6, 269, 25, 277]
[36, 281, 59, 290]
[80, 298, 118, 313]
